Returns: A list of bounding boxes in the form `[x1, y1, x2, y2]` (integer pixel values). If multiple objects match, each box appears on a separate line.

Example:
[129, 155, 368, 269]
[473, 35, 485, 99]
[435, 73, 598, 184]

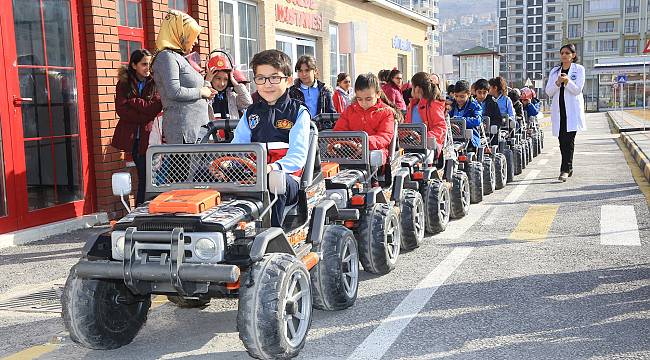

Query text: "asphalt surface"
[0, 112, 648, 360]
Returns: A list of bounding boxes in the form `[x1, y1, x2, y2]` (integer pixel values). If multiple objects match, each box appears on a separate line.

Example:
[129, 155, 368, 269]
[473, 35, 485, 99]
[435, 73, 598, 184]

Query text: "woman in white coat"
[545, 44, 586, 182]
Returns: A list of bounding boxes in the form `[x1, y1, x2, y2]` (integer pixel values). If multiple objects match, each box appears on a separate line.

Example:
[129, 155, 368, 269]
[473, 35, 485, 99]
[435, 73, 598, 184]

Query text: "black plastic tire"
[423, 180, 450, 234]
[540, 130, 545, 149]
[532, 136, 539, 157]
[482, 157, 496, 195]
[167, 296, 210, 308]
[494, 153, 507, 190]
[513, 145, 523, 175]
[502, 149, 515, 183]
[400, 189, 425, 251]
[467, 161, 484, 204]
[450, 171, 470, 219]
[238, 253, 312, 360]
[311, 225, 359, 311]
[62, 268, 151, 350]
[527, 138, 533, 163]
[521, 143, 528, 169]
[357, 203, 401, 275]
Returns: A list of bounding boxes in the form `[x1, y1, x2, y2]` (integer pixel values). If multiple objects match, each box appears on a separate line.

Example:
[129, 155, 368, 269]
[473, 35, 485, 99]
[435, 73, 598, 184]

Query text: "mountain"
[438, 0, 497, 21]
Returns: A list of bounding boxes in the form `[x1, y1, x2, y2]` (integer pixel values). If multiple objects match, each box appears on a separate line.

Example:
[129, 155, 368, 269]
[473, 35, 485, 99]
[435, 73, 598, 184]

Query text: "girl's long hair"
[488, 76, 508, 96]
[411, 72, 444, 102]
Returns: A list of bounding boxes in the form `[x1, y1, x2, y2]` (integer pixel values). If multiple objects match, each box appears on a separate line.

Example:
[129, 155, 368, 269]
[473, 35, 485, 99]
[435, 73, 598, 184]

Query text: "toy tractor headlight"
[111, 231, 126, 260]
[326, 189, 348, 209]
[195, 238, 218, 260]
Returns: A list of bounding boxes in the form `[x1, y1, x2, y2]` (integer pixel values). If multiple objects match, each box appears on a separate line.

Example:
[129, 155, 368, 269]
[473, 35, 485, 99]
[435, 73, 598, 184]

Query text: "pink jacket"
[382, 82, 406, 111]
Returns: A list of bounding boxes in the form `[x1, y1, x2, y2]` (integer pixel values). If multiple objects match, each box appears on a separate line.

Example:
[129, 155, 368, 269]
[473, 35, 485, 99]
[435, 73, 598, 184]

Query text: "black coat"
[288, 79, 336, 117]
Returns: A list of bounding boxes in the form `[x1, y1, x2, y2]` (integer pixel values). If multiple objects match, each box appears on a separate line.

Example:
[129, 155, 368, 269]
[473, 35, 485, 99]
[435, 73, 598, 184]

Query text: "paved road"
[0, 113, 648, 360]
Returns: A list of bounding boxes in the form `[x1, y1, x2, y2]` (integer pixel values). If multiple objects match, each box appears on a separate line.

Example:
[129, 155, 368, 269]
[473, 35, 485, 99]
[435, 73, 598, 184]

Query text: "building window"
[588, 0, 620, 12]
[168, 0, 188, 12]
[625, 19, 639, 33]
[568, 24, 581, 38]
[597, 21, 615, 33]
[328, 24, 349, 87]
[547, 16, 555, 22]
[568, 4, 582, 18]
[625, 0, 640, 13]
[597, 39, 618, 52]
[412, 45, 423, 76]
[397, 54, 407, 80]
[547, 25, 555, 31]
[219, 0, 259, 83]
[117, 0, 144, 63]
[547, 34, 555, 41]
[547, 6, 555, 12]
[624, 39, 638, 54]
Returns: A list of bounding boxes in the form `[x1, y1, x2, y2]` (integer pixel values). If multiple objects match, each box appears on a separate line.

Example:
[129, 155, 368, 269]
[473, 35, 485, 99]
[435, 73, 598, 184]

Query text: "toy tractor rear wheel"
[502, 149, 515, 183]
[167, 296, 210, 308]
[521, 143, 528, 169]
[482, 157, 496, 196]
[527, 138, 534, 161]
[494, 153, 507, 190]
[450, 171, 470, 219]
[311, 225, 359, 311]
[400, 189, 425, 251]
[62, 269, 151, 350]
[424, 180, 450, 234]
[513, 145, 523, 175]
[238, 253, 312, 360]
[357, 203, 401, 275]
[532, 136, 539, 157]
[467, 161, 484, 204]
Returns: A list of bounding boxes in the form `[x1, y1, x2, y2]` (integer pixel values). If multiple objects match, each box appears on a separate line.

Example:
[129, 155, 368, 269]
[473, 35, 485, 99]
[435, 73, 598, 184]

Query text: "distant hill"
[439, 0, 497, 21]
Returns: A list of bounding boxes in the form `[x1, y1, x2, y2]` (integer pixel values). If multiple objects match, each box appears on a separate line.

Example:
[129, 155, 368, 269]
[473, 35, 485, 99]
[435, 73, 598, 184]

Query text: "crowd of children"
[112, 9, 541, 217]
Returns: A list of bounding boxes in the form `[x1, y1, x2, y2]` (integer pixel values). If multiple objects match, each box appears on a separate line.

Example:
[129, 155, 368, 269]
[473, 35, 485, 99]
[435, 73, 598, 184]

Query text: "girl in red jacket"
[112, 49, 162, 205]
[381, 68, 407, 111]
[333, 72, 353, 113]
[333, 73, 397, 164]
[404, 72, 447, 155]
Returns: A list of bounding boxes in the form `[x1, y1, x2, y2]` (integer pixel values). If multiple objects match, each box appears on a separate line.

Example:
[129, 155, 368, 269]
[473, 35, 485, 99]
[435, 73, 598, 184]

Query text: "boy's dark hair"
[474, 79, 489, 91]
[378, 69, 390, 82]
[446, 84, 455, 94]
[411, 72, 443, 101]
[250, 49, 292, 76]
[488, 77, 508, 95]
[454, 80, 470, 94]
[508, 89, 520, 102]
[295, 55, 318, 72]
[336, 72, 350, 85]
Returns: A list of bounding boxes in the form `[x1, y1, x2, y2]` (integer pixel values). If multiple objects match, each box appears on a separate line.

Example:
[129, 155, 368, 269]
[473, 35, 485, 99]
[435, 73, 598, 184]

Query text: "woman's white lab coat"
[545, 63, 586, 137]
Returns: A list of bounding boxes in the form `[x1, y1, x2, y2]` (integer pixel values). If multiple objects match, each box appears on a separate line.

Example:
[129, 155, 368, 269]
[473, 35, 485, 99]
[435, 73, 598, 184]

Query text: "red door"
[0, 0, 92, 233]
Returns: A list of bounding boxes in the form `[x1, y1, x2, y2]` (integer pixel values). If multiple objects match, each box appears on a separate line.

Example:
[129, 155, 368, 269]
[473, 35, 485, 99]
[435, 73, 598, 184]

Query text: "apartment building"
[565, 0, 650, 110]
[498, 0, 563, 89]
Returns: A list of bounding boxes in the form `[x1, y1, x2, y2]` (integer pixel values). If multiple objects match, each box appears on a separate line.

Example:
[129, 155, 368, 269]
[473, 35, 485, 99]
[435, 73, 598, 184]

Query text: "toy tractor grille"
[397, 124, 427, 150]
[151, 150, 259, 188]
[319, 137, 364, 161]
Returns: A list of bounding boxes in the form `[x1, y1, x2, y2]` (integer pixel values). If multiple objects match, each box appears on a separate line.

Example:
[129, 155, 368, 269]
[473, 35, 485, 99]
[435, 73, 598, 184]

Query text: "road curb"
[0, 213, 109, 249]
[607, 111, 649, 133]
[620, 132, 650, 183]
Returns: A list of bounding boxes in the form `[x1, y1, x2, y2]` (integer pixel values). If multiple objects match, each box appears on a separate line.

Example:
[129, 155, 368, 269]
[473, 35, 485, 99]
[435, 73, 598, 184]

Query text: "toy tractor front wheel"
[494, 153, 508, 190]
[400, 189, 425, 251]
[62, 269, 151, 350]
[502, 149, 515, 183]
[482, 157, 496, 195]
[424, 180, 450, 234]
[357, 203, 401, 275]
[467, 161, 484, 204]
[238, 253, 312, 360]
[311, 225, 359, 311]
[450, 171, 470, 219]
[513, 145, 523, 175]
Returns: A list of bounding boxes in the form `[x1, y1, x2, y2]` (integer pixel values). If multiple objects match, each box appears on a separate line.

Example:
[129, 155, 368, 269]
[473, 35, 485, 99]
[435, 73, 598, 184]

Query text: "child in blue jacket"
[520, 87, 541, 118]
[449, 80, 483, 150]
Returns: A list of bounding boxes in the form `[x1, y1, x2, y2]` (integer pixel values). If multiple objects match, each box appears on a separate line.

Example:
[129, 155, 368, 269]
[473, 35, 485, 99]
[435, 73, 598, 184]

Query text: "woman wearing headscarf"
[152, 10, 215, 144]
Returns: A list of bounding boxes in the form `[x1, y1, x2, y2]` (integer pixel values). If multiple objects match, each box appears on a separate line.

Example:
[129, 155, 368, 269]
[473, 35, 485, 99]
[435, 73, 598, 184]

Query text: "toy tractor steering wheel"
[327, 140, 362, 158]
[399, 130, 422, 144]
[208, 156, 257, 183]
[451, 123, 462, 138]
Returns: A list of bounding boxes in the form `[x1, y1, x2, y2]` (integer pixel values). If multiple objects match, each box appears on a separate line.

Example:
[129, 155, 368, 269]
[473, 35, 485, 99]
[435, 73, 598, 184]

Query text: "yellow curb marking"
[509, 205, 559, 242]
[1, 343, 58, 360]
[151, 294, 169, 310]
[616, 137, 650, 209]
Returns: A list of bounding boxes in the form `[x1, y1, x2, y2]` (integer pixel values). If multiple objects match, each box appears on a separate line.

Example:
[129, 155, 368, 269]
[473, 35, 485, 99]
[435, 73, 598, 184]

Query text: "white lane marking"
[537, 159, 549, 166]
[434, 205, 490, 239]
[600, 205, 641, 246]
[481, 206, 501, 226]
[503, 170, 541, 204]
[347, 247, 474, 360]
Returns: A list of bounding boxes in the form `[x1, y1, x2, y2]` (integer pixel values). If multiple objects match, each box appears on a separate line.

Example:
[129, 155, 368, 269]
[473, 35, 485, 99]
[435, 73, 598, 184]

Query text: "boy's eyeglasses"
[254, 75, 288, 85]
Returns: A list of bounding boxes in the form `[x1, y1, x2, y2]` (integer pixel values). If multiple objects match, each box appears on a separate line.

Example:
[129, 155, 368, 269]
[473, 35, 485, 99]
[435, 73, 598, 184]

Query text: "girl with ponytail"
[333, 73, 397, 164]
[403, 72, 447, 154]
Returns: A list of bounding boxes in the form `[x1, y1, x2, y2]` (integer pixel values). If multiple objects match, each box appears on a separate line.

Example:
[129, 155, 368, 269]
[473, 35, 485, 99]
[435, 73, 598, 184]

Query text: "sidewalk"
[620, 131, 650, 183]
[607, 110, 650, 132]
